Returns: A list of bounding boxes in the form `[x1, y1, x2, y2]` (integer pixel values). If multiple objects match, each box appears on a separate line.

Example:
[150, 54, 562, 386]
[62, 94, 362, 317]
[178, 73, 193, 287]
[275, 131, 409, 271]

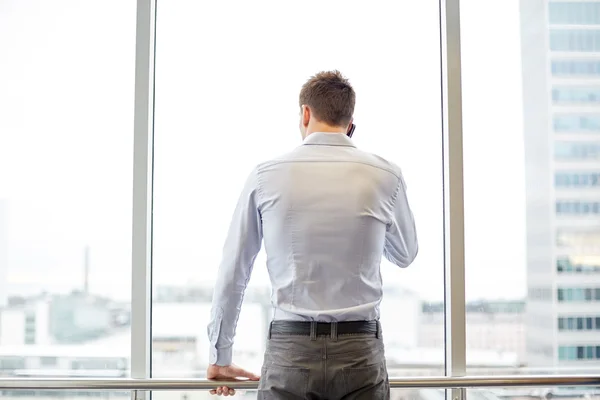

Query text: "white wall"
[35, 300, 51, 345]
[0, 308, 25, 345]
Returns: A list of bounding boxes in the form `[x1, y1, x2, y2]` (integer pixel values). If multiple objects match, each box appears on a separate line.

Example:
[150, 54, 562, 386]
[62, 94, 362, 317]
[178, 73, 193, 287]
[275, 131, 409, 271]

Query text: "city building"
[420, 300, 526, 365]
[151, 285, 520, 376]
[48, 292, 114, 344]
[520, 0, 600, 367]
[0, 293, 113, 347]
[0, 294, 53, 346]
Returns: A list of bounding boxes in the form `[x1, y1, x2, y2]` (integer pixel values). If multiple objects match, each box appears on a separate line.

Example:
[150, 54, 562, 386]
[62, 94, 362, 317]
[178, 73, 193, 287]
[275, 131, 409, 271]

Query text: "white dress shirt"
[207, 132, 418, 365]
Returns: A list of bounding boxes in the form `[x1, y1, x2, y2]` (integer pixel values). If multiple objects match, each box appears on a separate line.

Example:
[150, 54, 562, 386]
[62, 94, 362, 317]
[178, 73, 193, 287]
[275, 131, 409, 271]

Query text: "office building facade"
[521, 0, 600, 367]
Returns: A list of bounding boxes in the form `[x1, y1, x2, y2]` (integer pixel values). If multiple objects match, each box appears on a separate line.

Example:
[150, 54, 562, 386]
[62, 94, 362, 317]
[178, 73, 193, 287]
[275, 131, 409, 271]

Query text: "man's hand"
[207, 364, 260, 396]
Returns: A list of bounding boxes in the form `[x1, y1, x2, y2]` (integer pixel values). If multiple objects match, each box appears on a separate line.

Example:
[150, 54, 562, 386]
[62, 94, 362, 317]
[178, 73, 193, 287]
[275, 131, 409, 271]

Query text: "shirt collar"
[302, 132, 356, 147]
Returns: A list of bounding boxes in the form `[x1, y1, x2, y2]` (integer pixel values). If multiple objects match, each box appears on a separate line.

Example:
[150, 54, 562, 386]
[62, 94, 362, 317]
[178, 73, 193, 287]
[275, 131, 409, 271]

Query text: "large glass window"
[0, 0, 135, 379]
[461, 0, 529, 374]
[464, 0, 600, 375]
[151, 0, 445, 382]
[5, 0, 600, 395]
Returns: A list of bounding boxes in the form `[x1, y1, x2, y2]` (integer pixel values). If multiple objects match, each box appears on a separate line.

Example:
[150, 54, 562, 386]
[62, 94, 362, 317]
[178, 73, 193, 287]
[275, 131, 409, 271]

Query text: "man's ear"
[302, 105, 311, 128]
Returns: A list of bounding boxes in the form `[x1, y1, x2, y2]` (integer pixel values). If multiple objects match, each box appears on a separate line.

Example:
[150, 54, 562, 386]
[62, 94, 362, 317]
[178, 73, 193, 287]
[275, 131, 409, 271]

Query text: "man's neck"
[305, 126, 346, 136]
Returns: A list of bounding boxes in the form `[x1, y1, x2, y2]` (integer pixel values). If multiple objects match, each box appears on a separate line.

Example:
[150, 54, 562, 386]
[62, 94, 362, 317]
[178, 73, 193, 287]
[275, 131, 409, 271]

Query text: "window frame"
[129, 1, 466, 400]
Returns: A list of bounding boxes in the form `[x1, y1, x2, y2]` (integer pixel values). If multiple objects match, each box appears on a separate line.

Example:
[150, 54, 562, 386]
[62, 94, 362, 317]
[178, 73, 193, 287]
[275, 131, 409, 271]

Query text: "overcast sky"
[0, 0, 526, 303]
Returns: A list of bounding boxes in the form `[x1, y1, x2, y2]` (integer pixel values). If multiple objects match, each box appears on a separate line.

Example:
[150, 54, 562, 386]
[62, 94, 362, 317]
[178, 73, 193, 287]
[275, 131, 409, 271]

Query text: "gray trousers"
[257, 328, 390, 399]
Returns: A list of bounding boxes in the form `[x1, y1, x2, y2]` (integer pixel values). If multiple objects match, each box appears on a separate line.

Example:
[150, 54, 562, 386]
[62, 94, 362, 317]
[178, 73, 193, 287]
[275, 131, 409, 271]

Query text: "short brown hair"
[299, 70, 355, 127]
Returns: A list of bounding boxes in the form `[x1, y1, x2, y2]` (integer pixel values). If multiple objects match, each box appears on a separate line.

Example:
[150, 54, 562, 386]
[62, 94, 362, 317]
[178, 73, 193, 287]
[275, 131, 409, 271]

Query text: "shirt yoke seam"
[256, 159, 401, 180]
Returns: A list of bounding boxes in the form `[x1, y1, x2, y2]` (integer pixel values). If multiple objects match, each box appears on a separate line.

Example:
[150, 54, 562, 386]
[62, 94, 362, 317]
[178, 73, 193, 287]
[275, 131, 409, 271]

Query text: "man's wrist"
[209, 345, 233, 366]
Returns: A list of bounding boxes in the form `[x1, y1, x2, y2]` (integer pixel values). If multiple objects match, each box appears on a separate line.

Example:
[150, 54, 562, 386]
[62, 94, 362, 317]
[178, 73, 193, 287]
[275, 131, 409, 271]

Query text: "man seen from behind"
[207, 70, 419, 399]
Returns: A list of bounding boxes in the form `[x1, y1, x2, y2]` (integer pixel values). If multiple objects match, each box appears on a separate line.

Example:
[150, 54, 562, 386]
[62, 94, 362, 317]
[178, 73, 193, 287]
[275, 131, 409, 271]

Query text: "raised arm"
[383, 173, 418, 268]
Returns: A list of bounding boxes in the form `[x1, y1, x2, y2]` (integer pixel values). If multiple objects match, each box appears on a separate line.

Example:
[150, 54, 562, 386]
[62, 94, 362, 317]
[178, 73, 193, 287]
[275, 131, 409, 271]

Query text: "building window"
[40, 357, 58, 367]
[586, 346, 595, 359]
[555, 142, 600, 160]
[559, 316, 600, 331]
[24, 312, 36, 345]
[549, 2, 600, 25]
[586, 288, 594, 301]
[556, 201, 600, 215]
[0, 357, 26, 371]
[559, 346, 566, 360]
[552, 87, 600, 104]
[550, 29, 600, 52]
[556, 256, 600, 274]
[556, 230, 600, 253]
[553, 115, 600, 132]
[559, 346, 583, 360]
[555, 172, 600, 188]
[558, 287, 600, 302]
[529, 287, 553, 300]
[551, 60, 600, 76]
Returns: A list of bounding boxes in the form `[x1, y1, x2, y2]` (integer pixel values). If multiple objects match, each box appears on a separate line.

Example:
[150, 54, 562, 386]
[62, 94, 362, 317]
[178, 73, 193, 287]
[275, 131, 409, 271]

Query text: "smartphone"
[347, 123, 356, 138]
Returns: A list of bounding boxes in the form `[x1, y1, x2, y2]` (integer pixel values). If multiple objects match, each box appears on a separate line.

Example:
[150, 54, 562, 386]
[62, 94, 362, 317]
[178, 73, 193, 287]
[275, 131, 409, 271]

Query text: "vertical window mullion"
[440, 1, 467, 399]
[131, 0, 157, 398]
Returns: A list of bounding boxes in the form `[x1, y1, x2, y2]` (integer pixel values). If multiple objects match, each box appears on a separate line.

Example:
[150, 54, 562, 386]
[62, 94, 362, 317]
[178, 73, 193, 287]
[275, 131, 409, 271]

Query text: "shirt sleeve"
[207, 167, 263, 366]
[383, 173, 419, 268]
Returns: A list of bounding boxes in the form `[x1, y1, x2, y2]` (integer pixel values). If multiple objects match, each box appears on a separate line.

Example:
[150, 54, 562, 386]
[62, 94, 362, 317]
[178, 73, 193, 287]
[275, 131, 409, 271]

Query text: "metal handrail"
[0, 375, 599, 390]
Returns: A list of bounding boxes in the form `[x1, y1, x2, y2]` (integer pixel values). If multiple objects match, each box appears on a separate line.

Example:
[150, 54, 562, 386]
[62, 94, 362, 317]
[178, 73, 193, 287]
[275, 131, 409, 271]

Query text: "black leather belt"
[269, 320, 380, 338]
